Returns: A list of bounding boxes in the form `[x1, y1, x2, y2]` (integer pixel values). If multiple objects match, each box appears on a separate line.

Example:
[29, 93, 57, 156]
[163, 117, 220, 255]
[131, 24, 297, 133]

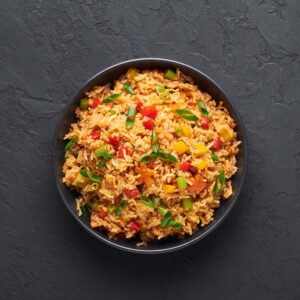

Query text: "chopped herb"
[110, 110, 117, 116]
[213, 170, 225, 195]
[156, 85, 165, 93]
[197, 102, 209, 117]
[140, 152, 158, 164]
[84, 183, 99, 192]
[124, 83, 134, 94]
[211, 152, 219, 162]
[160, 211, 172, 227]
[125, 105, 136, 129]
[115, 200, 127, 216]
[151, 131, 159, 153]
[95, 146, 112, 169]
[97, 158, 106, 169]
[165, 69, 176, 80]
[169, 221, 184, 229]
[175, 109, 199, 121]
[65, 136, 78, 151]
[80, 98, 89, 110]
[140, 195, 155, 208]
[79, 169, 89, 178]
[102, 93, 121, 103]
[79, 169, 100, 183]
[157, 151, 177, 163]
[157, 207, 168, 216]
[80, 204, 89, 218]
[95, 146, 112, 159]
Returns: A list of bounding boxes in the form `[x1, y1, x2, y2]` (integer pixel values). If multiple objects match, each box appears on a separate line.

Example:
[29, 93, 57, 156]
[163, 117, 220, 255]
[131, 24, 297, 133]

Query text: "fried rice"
[62, 68, 240, 245]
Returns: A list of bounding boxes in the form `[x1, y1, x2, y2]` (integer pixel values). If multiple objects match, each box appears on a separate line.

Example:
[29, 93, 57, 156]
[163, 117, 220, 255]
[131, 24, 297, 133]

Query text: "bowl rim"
[53, 57, 248, 254]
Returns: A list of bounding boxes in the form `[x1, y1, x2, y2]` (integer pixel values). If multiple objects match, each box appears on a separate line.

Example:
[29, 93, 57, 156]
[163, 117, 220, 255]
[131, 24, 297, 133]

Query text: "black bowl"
[53, 58, 247, 254]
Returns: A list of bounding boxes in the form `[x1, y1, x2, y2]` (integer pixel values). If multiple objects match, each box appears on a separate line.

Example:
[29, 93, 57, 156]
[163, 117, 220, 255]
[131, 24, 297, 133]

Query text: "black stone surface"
[0, 1, 299, 299]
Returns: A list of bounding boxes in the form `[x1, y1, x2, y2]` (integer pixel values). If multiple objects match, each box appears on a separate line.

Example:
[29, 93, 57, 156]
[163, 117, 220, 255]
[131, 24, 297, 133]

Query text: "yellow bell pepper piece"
[164, 184, 176, 193]
[173, 141, 189, 155]
[196, 159, 208, 170]
[195, 144, 208, 156]
[126, 68, 139, 81]
[219, 126, 234, 142]
[181, 124, 192, 137]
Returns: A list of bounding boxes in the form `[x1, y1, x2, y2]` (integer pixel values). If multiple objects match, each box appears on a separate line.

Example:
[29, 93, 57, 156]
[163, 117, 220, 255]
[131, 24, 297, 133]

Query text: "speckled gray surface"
[0, 0, 300, 299]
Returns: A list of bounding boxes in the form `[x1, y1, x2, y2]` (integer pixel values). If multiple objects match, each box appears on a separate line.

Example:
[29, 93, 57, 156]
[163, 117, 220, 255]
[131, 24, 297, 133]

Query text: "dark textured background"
[1, 0, 299, 299]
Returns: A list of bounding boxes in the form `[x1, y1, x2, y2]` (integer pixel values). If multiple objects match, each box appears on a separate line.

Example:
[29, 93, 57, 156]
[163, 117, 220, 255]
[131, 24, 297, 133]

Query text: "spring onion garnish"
[65, 136, 78, 151]
[175, 109, 199, 121]
[115, 200, 127, 216]
[159, 91, 171, 102]
[125, 105, 136, 129]
[80, 98, 89, 110]
[102, 93, 121, 103]
[110, 110, 117, 116]
[182, 198, 193, 210]
[211, 152, 219, 162]
[160, 211, 172, 227]
[176, 177, 187, 190]
[157, 207, 168, 216]
[80, 204, 90, 218]
[157, 151, 177, 163]
[84, 183, 99, 192]
[151, 131, 159, 153]
[140, 195, 155, 208]
[95, 146, 112, 169]
[140, 152, 158, 164]
[169, 221, 184, 229]
[213, 170, 225, 195]
[197, 102, 209, 117]
[79, 169, 100, 183]
[140, 132, 177, 163]
[156, 85, 165, 93]
[165, 68, 176, 80]
[123, 83, 134, 94]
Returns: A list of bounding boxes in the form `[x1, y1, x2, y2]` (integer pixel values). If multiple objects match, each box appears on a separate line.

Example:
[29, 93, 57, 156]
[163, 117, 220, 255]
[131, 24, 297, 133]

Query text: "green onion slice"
[197, 102, 209, 117]
[169, 221, 184, 229]
[151, 131, 159, 153]
[211, 152, 219, 162]
[79, 169, 100, 183]
[110, 110, 117, 116]
[140, 195, 155, 208]
[213, 170, 225, 195]
[115, 200, 127, 216]
[80, 204, 90, 218]
[158, 207, 168, 216]
[124, 83, 134, 94]
[140, 152, 158, 164]
[65, 136, 78, 151]
[175, 109, 199, 121]
[126, 105, 136, 129]
[160, 211, 172, 227]
[95, 146, 112, 159]
[157, 151, 177, 163]
[102, 93, 121, 103]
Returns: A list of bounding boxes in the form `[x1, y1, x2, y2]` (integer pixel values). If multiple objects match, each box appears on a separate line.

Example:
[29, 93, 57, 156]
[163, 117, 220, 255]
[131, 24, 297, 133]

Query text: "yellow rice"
[62, 68, 240, 245]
